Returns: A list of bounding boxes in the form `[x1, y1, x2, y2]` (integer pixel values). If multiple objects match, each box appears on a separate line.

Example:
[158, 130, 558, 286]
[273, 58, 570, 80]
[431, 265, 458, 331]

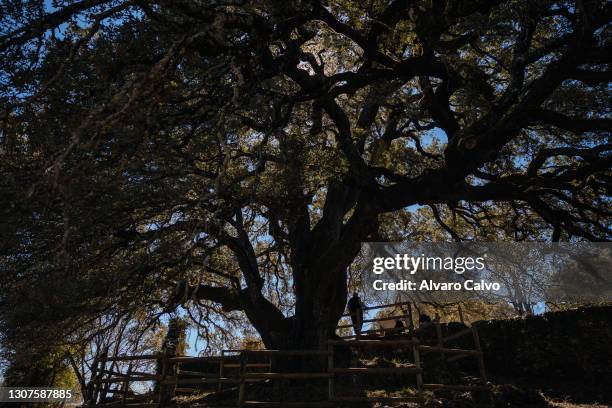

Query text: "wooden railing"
[85, 351, 273, 407]
[339, 301, 415, 317]
[85, 334, 487, 407]
[218, 349, 272, 392]
[85, 354, 159, 408]
[337, 300, 415, 338]
[337, 302, 473, 340]
[238, 349, 333, 407]
[327, 338, 425, 405]
[85, 305, 487, 407]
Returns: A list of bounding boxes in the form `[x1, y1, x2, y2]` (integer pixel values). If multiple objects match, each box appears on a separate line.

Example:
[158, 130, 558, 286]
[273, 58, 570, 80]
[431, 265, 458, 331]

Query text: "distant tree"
[160, 318, 188, 357]
[3, 347, 78, 401]
[1, 0, 610, 371]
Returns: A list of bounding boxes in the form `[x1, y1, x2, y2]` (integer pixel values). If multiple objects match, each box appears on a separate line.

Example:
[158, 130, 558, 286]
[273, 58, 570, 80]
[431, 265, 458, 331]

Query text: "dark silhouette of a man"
[419, 313, 432, 328]
[347, 292, 364, 336]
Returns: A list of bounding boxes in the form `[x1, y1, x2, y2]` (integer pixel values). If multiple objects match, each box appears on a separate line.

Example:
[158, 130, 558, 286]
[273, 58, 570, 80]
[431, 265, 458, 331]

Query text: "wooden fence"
[327, 338, 425, 405]
[84, 302, 486, 407]
[336, 301, 415, 339]
[85, 353, 159, 408]
[84, 328, 487, 407]
[238, 349, 333, 407]
[84, 351, 271, 407]
[337, 301, 471, 339]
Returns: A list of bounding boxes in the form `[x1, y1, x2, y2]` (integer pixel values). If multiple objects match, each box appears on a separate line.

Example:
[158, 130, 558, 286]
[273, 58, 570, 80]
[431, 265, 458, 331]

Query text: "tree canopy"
[1, 0, 611, 378]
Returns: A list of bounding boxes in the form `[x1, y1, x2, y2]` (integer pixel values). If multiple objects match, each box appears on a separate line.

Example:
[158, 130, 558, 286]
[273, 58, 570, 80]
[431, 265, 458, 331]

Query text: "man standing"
[347, 292, 364, 337]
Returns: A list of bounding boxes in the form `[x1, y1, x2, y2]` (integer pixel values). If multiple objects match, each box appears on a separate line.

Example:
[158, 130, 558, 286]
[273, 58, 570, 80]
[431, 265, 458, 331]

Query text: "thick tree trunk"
[245, 262, 349, 354]
[242, 266, 348, 372]
[241, 190, 376, 356]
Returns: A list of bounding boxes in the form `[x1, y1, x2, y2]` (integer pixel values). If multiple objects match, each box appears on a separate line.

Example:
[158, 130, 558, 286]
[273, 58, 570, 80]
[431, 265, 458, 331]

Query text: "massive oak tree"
[1, 0, 610, 360]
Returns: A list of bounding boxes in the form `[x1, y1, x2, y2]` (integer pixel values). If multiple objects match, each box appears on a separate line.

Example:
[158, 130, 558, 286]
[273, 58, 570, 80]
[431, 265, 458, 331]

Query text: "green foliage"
[0, 0, 609, 374]
[3, 347, 77, 389]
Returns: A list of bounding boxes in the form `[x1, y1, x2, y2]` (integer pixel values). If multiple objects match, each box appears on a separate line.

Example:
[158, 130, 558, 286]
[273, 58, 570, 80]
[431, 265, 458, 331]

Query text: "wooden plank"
[122, 394, 153, 402]
[168, 371, 219, 378]
[93, 402, 158, 408]
[330, 367, 421, 374]
[472, 326, 488, 383]
[413, 337, 423, 393]
[130, 371, 156, 377]
[336, 313, 412, 329]
[241, 350, 330, 357]
[99, 369, 127, 377]
[458, 304, 465, 324]
[332, 396, 425, 403]
[102, 388, 128, 394]
[106, 354, 158, 362]
[174, 387, 197, 393]
[328, 339, 415, 347]
[339, 326, 407, 338]
[86, 353, 100, 404]
[442, 327, 473, 344]
[223, 363, 271, 368]
[446, 352, 474, 363]
[122, 363, 132, 405]
[92, 398, 152, 406]
[94, 351, 108, 404]
[93, 401, 123, 407]
[407, 302, 414, 331]
[243, 372, 333, 379]
[340, 301, 413, 317]
[418, 345, 481, 355]
[161, 377, 240, 385]
[98, 369, 156, 378]
[82, 401, 159, 408]
[157, 356, 167, 405]
[222, 349, 249, 353]
[238, 354, 246, 407]
[167, 355, 223, 363]
[435, 321, 443, 347]
[436, 321, 446, 364]
[242, 402, 335, 407]
[173, 362, 180, 397]
[218, 350, 225, 393]
[424, 383, 490, 391]
[177, 369, 218, 376]
[94, 376, 159, 383]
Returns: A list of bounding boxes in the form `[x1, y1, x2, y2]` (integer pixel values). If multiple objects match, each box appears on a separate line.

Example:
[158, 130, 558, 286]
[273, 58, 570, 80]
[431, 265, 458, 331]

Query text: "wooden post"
[434, 319, 445, 365]
[458, 304, 465, 324]
[237, 352, 246, 407]
[94, 351, 108, 404]
[158, 355, 168, 405]
[407, 303, 414, 332]
[471, 326, 487, 383]
[412, 337, 423, 395]
[435, 321, 443, 347]
[122, 363, 133, 405]
[86, 354, 99, 405]
[413, 302, 422, 327]
[218, 350, 225, 392]
[327, 342, 334, 401]
[173, 362, 181, 398]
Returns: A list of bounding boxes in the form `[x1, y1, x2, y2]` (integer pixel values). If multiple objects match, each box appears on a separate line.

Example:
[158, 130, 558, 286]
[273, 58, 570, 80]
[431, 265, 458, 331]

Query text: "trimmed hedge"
[474, 305, 612, 379]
